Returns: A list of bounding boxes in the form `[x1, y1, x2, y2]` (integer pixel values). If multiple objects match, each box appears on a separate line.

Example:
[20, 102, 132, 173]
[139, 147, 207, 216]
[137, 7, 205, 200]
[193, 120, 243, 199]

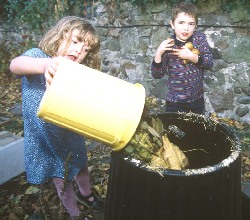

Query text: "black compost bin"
[241, 191, 250, 220]
[105, 112, 241, 220]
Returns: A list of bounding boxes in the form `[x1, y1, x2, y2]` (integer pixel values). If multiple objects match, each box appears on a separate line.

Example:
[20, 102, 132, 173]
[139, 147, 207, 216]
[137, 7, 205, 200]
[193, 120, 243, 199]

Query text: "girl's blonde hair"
[39, 16, 100, 70]
[171, 2, 198, 25]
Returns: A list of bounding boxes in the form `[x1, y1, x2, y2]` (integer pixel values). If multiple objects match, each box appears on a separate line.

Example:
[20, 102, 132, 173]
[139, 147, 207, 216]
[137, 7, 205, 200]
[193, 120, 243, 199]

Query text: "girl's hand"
[154, 38, 174, 63]
[44, 57, 66, 88]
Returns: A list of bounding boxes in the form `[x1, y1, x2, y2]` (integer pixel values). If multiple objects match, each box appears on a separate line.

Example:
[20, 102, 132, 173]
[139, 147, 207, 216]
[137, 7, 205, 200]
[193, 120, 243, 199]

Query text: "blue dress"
[21, 48, 87, 184]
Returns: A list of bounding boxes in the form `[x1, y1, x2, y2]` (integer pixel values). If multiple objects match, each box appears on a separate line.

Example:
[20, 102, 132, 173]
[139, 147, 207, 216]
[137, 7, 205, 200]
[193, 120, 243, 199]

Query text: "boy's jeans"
[165, 97, 205, 115]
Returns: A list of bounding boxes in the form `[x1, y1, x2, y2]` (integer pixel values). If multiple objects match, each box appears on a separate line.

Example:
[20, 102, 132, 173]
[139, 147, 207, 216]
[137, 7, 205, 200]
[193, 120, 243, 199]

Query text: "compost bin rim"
[121, 150, 240, 176]
[120, 112, 241, 176]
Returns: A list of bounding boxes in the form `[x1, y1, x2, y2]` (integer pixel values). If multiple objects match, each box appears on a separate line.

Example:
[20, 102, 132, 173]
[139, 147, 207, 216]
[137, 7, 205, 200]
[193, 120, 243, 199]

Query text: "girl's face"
[170, 12, 196, 42]
[57, 29, 91, 63]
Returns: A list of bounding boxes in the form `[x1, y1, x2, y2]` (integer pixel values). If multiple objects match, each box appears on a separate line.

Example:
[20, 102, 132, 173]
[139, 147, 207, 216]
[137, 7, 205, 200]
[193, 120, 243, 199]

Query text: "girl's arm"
[9, 56, 51, 75]
[10, 56, 65, 86]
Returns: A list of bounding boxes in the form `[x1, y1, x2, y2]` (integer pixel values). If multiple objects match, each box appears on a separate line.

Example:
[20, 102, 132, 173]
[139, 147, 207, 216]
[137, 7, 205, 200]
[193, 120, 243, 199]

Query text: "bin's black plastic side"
[105, 151, 241, 220]
[241, 191, 250, 220]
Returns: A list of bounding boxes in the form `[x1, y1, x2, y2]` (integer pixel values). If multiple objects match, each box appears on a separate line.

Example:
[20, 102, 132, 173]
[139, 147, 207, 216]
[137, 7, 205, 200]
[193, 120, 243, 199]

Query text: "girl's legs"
[53, 163, 104, 217]
[74, 165, 105, 212]
[53, 178, 81, 218]
[74, 164, 92, 197]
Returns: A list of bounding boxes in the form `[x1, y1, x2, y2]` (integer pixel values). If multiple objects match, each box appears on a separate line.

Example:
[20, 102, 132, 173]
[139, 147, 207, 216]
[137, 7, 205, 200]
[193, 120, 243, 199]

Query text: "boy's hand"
[172, 46, 199, 64]
[156, 38, 175, 56]
[172, 46, 192, 60]
[154, 38, 174, 63]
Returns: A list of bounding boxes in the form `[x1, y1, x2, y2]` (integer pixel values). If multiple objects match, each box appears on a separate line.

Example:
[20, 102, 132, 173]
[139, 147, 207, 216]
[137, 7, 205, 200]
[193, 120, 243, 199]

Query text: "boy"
[151, 2, 213, 114]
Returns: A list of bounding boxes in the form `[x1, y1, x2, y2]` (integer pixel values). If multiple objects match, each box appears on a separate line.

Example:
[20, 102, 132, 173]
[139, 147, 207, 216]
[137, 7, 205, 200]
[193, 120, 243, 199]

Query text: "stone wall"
[1, 1, 250, 122]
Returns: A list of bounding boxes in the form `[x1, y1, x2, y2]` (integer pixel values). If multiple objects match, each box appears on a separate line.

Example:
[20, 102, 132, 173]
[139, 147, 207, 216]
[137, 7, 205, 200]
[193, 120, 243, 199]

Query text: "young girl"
[10, 16, 104, 220]
[151, 2, 213, 114]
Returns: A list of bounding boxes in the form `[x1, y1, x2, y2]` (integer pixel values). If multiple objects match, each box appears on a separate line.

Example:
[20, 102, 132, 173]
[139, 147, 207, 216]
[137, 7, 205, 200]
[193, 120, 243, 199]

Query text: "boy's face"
[57, 29, 91, 63]
[170, 12, 196, 42]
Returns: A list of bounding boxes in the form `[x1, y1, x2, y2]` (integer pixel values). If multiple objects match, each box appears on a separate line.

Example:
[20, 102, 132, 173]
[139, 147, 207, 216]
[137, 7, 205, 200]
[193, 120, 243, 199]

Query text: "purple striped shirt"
[151, 31, 213, 103]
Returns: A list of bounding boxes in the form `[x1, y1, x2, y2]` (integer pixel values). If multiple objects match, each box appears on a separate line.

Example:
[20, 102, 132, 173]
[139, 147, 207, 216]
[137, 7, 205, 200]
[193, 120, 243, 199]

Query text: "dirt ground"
[0, 144, 110, 220]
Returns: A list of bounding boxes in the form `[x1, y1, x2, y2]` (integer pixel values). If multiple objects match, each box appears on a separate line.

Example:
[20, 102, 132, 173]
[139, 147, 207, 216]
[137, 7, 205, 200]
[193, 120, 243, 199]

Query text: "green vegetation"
[3, 0, 250, 29]
[4, 0, 68, 32]
[221, 0, 250, 13]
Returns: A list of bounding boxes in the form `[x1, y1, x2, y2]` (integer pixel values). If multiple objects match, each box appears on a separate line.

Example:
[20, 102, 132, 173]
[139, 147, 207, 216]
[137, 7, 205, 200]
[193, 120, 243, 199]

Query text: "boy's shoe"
[75, 189, 105, 212]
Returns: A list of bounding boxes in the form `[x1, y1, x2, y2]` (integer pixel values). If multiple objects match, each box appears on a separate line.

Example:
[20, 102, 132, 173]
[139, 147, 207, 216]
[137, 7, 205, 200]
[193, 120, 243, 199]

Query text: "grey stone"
[151, 79, 168, 100]
[210, 47, 222, 60]
[237, 96, 250, 104]
[151, 27, 169, 51]
[146, 2, 168, 14]
[106, 38, 121, 51]
[211, 59, 228, 72]
[0, 137, 25, 185]
[242, 87, 250, 96]
[223, 36, 250, 63]
[120, 28, 140, 53]
[214, 39, 229, 50]
[234, 87, 243, 94]
[207, 87, 234, 111]
[198, 0, 221, 14]
[204, 71, 224, 87]
[9, 103, 22, 116]
[229, 7, 249, 23]
[236, 106, 249, 117]
[0, 131, 12, 139]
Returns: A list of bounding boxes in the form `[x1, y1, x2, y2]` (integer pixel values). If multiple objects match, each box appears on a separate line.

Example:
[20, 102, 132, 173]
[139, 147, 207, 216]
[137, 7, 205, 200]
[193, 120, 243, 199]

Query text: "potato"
[185, 42, 194, 50]
[192, 48, 200, 55]
[183, 44, 200, 64]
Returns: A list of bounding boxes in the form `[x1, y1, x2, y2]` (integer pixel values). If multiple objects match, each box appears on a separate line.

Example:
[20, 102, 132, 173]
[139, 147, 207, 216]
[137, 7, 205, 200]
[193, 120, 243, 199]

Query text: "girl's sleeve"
[195, 32, 213, 70]
[151, 54, 169, 79]
[22, 48, 48, 58]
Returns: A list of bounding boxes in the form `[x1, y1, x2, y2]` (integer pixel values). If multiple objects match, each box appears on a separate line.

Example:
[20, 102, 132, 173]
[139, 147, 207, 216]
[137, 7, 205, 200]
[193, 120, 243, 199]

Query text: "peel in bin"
[37, 59, 145, 151]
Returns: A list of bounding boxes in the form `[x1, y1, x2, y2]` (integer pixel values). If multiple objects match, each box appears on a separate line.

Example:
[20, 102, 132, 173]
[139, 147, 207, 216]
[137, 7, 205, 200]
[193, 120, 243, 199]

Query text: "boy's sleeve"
[194, 32, 213, 70]
[151, 55, 168, 79]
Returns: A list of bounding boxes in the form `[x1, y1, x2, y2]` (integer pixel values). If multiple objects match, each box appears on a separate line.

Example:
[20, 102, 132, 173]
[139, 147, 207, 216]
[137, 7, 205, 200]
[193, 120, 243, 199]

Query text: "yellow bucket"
[37, 59, 145, 151]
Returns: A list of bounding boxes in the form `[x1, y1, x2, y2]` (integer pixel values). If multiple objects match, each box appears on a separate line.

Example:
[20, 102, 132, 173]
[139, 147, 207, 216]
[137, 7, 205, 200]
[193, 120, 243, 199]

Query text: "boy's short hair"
[171, 2, 198, 24]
